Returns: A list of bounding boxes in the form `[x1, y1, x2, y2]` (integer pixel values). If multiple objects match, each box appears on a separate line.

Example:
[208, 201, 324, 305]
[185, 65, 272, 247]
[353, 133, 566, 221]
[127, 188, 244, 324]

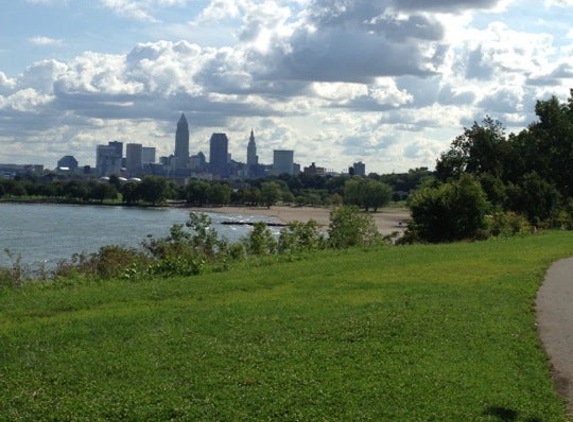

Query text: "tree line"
[0, 168, 432, 209]
[406, 90, 573, 243]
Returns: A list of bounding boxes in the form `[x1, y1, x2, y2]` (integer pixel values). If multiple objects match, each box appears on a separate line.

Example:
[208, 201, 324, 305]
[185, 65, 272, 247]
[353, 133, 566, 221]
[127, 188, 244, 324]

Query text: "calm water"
[0, 203, 275, 269]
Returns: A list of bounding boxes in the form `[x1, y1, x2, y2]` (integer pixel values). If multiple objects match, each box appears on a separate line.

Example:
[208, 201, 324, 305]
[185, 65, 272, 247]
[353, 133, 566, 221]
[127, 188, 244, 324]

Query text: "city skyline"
[1, 2, 572, 173]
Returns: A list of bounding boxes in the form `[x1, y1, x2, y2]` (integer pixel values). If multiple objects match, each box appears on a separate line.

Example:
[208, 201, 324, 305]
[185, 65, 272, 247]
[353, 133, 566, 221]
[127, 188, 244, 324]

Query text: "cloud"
[0, 72, 16, 94]
[545, 0, 573, 6]
[29, 36, 64, 47]
[1, 0, 572, 173]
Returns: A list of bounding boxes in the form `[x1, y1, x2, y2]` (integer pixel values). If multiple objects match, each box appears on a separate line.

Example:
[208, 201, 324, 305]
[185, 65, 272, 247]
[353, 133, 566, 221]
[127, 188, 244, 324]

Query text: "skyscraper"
[209, 133, 229, 177]
[96, 145, 122, 177]
[273, 150, 294, 175]
[126, 143, 142, 176]
[247, 129, 258, 166]
[174, 113, 189, 169]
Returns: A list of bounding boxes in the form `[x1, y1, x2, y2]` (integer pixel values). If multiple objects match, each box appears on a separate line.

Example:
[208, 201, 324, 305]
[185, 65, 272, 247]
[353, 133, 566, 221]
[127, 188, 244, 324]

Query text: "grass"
[1, 231, 573, 421]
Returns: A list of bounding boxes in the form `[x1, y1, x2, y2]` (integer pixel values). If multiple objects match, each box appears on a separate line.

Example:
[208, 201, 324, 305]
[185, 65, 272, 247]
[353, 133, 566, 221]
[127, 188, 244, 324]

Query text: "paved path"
[536, 257, 573, 414]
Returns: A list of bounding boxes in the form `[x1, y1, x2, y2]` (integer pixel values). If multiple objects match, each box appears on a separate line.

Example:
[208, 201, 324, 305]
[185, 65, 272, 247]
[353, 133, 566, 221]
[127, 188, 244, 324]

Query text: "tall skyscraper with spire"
[174, 113, 189, 169]
[247, 129, 258, 166]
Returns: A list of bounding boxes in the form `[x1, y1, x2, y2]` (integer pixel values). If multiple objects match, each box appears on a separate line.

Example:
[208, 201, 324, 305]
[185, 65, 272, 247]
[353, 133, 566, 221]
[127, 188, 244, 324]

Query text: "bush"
[407, 174, 490, 243]
[244, 222, 277, 256]
[278, 220, 326, 254]
[328, 206, 381, 249]
[486, 211, 531, 237]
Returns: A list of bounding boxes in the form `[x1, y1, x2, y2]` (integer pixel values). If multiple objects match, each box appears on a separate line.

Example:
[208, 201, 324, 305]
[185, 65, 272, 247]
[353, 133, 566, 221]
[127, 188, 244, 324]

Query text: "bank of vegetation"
[1, 230, 573, 421]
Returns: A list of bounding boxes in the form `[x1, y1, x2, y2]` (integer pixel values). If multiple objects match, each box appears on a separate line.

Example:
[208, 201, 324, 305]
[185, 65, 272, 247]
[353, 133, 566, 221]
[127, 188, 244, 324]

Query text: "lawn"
[1, 231, 573, 421]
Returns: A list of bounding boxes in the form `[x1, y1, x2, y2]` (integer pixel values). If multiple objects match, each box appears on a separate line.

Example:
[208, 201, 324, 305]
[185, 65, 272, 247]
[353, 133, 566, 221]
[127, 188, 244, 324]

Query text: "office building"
[350, 161, 366, 176]
[142, 147, 156, 164]
[209, 133, 229, 177]
[174, 113, 189, 169]
[126, 143, 143, 176]
[108, 141, 123, 159]
[273, 150, 294, 175]
[96, 145, 122, 177]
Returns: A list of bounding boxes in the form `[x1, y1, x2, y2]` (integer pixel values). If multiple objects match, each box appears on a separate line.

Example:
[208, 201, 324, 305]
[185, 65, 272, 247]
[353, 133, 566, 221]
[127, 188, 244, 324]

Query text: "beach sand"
[192, 206, 410, 235]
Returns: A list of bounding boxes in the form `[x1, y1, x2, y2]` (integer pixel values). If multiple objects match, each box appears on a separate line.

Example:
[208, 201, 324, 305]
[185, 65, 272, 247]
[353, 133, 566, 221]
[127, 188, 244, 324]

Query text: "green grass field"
[1, 231, 573, 421]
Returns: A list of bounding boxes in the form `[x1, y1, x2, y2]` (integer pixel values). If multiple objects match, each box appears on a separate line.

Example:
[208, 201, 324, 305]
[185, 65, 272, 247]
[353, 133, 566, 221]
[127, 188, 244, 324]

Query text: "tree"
[121, 181, 141, 204]
[90, 182, 118, 203]
[505, 172, 559, 224]
[207, 183, 231, 206]
[261, 181, 282, 208]
[362, 179, 392, 211]
[185, 180, 210, 206]
[343, 178, 362, 207]
[139, 175, 169, 206]
[408, 174, 490, 242]
[524, 94, 573, 198]
[328, 206, 381, 248]
[343, 177, 392, 211]
[435, 117, 513, 182]
[65, 180, 89, 201]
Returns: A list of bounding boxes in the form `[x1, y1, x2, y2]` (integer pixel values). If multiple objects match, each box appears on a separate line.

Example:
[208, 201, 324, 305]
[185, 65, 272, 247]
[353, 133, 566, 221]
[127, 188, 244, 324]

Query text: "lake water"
[0, 203, 276, 270]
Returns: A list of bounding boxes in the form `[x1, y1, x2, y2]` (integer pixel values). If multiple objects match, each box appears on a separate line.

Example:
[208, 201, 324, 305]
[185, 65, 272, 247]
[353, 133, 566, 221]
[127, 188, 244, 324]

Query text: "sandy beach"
[192, 205, 410, 235]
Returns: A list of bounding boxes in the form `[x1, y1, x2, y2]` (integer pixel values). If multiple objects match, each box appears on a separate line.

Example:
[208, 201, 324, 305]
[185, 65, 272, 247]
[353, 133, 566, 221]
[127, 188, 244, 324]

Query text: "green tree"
[207, 183, 232, 206]
[185, 180, 210, 206]
[139, 176, 169, 206]
[408, 174, 490, 242]
[90, 182, 118, 203]
[65, 180, 89, 201]
[506, 172, 559, 224]
[121, 181, 141, 204]
[243, 186, 261, 206]
[344, 177, 392, 211]
[522, 93, 573, 198]
[362, 179, 392, 211]
[435, 117, 513, 182]
[328, 206, 381, 248]
[261, 181, 282, 208]
[343, 178, 362, 207]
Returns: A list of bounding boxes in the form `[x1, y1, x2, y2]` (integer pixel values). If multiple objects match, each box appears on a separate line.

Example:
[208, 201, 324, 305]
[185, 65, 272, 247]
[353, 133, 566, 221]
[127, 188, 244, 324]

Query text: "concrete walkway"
[536, 257, 573, 414]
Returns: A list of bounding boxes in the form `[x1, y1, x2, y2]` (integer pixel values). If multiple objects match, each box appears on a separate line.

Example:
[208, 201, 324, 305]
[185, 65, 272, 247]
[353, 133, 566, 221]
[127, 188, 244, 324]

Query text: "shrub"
[244, 222, 277, 256]
[278, 220, 326, 254]
[486, 211, 531, 237]
[407, 174, 490, 243]
[328, 206, 381, 249]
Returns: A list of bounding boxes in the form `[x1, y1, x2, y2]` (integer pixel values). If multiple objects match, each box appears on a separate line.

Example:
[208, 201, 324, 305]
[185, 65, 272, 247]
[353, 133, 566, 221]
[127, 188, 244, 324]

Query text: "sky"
[0, 0, 572, 174]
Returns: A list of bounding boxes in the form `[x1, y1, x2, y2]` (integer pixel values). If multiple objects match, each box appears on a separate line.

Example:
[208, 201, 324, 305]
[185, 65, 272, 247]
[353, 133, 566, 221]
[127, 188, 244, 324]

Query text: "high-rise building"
[174, 113, 189, 169]
[273, 150, 294, 175]
[190, 151, 207, 172]
[126, 143, 142, 176]
[209, 133, 229, 177]
[351, 161, 366, 176]
[142, 147, 156, 164]
[108, 141, 123, 159]
[96, 145, 122, 177]
[247, 129, 258, 166]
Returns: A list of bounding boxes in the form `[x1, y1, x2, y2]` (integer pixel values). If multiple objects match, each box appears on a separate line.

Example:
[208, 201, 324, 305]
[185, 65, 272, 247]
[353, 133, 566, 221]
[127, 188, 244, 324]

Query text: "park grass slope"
[1, 231, 573, 421]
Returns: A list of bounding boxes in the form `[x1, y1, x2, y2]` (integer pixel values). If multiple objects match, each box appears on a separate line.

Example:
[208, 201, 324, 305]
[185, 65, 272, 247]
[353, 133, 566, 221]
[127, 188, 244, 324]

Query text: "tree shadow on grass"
[482, 406, 544, 422]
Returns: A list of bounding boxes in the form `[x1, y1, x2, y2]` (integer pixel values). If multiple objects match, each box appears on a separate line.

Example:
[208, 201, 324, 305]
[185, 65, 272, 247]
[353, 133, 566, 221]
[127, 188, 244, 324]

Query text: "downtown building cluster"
[1, 114, 366, 181]
[92, 114, 367, 182]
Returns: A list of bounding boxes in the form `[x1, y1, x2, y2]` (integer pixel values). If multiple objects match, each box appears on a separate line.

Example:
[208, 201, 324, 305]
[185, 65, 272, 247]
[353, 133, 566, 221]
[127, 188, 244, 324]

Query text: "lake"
[0, 203, 276, 270]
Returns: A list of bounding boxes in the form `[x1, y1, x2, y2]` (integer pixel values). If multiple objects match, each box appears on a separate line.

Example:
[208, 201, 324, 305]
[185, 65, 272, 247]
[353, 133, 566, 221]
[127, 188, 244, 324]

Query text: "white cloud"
[544, 0, 573, 7]
[1, 0, 572, 172]
[29, 36, 64, 47]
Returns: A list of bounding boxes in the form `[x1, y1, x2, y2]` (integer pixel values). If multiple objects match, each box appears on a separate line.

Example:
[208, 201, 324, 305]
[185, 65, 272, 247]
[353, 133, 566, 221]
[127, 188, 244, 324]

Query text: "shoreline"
[1, 199, 410, 235]
[189, 205, 410, 235]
